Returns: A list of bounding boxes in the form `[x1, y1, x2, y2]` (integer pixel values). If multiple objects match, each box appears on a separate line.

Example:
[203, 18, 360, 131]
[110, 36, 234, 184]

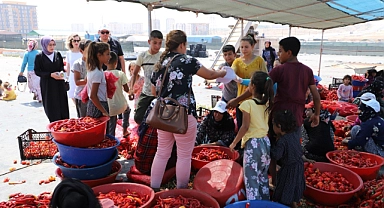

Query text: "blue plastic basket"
[353, 91, 361, 98]
[224, 200, 288, 208]
[52, 150, 117, 180]
[352, 80, 366, 87]
[53, 135, 120, 167]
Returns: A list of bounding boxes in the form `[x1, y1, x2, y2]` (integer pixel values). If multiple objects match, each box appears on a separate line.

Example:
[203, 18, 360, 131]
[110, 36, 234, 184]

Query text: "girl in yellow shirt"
[2, 82, 17, 101]
[229, 71, 274, 200]
[229, 34, 267, 129]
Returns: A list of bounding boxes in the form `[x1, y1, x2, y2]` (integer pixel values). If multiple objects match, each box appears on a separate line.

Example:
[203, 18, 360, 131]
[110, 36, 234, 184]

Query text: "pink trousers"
[150, 115, 197, 189]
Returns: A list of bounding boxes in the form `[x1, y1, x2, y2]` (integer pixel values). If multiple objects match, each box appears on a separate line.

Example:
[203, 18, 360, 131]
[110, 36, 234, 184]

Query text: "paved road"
[0, 56, 220, 201]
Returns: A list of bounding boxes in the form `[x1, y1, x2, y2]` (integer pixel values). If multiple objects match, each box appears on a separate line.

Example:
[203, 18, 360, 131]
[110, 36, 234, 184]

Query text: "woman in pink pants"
[150, 30, 226, 190]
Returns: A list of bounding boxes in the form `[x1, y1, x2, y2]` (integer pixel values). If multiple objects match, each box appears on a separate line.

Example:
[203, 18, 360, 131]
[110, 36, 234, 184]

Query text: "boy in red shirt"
[269, 36, 321, 187]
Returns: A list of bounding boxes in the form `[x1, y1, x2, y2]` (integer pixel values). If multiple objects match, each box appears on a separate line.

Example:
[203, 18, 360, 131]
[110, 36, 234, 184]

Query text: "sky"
[12, 0, 236, 31]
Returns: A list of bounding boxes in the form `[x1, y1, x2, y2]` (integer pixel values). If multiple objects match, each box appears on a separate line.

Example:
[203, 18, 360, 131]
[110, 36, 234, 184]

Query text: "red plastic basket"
[326, 150, 384, 181]
[304, 162, 363, 206]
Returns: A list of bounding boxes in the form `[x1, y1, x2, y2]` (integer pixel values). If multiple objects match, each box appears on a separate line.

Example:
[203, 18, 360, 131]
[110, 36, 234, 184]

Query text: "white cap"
[212, 100, 227, 113]
[358, 92, 376, 101]
[99, 24, 110, 31]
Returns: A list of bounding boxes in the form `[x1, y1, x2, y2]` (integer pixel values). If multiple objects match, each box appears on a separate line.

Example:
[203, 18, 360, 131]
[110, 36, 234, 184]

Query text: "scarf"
[207, 110, 234, 131]
[50, 178, 102, 208]
[41, 36, 55, 55]
[362, 80, 384, 98]
[358, 102, 378, 122]
[319, 109, 331, 124]
[27, 40, 38, 52]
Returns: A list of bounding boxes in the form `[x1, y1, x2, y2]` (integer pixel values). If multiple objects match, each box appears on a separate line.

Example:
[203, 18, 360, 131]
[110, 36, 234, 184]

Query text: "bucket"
[352, 80, 366, 87]
[353, 91, 361, 98]
[193, 159, 245, 207]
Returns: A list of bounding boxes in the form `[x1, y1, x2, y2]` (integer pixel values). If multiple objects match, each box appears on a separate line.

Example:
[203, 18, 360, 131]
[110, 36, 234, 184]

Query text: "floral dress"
[151, 52, 201, 118]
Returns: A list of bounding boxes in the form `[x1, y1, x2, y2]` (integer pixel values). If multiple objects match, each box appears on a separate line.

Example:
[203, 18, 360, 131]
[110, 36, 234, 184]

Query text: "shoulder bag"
[146, 54, 190, 134]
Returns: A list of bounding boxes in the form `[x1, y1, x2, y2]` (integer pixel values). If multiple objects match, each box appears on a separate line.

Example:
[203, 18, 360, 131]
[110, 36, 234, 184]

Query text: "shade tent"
[88, 0, 384, 30]
[88, 0, 384, 75]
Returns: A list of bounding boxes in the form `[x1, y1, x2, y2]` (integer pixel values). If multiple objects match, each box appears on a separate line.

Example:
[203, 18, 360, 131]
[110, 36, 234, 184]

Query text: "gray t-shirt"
[135, 50, 161, 96]
[72, 58, 86, 100]
[220, 62, 237, 102]
[87, 67, 107, 102]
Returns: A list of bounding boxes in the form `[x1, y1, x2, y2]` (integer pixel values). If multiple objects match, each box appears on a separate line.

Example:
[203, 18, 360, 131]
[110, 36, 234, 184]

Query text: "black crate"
[17, 129, 57, 160]
[211, 95, 222, 108]
[332, 78, 344, 85]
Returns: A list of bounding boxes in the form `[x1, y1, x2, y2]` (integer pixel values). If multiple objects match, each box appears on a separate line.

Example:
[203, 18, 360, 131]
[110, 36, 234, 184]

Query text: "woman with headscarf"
[302, 108, 335, 162]
[342, 93, 384, 157]
[19, 40, 42, 102]
[50, 178, 102, 208]
[34, 36, 69, 122]
[357, 79, 384, 117]
[196, 100, 236, 147]
[262, 41, 278, 72]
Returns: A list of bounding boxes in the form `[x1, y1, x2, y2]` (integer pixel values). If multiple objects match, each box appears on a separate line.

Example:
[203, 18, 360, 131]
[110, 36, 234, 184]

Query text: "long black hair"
[273, 110, 297, 133]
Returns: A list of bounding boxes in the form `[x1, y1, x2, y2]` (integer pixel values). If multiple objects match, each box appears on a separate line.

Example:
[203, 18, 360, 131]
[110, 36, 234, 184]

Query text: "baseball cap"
[99, 24, 110, 31]
[212, 100, 227, 113]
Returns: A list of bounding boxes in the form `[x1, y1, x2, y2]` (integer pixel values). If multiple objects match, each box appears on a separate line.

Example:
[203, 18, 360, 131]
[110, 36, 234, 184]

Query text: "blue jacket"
[348, 116, 384, 149]
[21, 50, 39, 72]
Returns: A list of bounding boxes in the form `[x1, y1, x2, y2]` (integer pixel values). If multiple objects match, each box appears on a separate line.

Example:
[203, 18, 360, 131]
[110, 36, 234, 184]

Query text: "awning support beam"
[318, 29, 325, 76]
[147, 4, 153, 37]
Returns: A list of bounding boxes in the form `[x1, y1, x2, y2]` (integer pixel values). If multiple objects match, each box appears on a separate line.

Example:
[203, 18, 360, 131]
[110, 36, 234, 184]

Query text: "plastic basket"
[17, 129, 57, 160]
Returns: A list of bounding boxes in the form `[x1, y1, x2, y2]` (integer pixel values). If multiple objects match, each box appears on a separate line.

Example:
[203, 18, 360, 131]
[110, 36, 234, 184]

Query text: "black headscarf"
[50, 178, 102, 208]
[360, 80, 384, 98]
[208, 110, 235, 131]
[358, 102, 379, 122]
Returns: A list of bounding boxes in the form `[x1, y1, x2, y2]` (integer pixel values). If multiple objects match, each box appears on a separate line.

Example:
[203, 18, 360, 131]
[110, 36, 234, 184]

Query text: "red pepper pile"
[88, 137, 117, 149]
[24, 140, 57, 159]
[304, 163, 355, 192]
[97, 190, 149, 207]
[352, 75, 366, 82]
[334, 136, 348, 150]
[118, 134, 138, 160]
[154, 195, 213, 208]
[51, 117, 102, 132]
[55, 156, 86, 169]
[329, 151, 378, 168]
[192, 148, 230, 162]
[359, 178, 384, 208]
[0, 192, 51, 208]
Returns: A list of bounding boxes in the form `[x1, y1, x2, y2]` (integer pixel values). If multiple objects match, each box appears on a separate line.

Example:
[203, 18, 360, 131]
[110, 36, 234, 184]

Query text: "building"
[166, 18, 175, 33]
[175, 23, 186, 32]
[130, 23, 144, 35]
[189, 23, 209, 35]
[71, 23, 84, 33]
[152, 19, 160, 30]
[0, 1, 37, 34]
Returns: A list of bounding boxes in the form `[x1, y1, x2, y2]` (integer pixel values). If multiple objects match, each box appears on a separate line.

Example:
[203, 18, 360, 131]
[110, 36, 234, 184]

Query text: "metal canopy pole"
[289, 25, 292, 36]
[318, 29, 324, 76]
[241, 19, 244, 37]
[147, 4, 153, 38]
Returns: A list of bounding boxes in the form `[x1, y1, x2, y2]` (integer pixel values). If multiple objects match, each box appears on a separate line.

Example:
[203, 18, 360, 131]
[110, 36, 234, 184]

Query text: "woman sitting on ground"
[302, 108, 335, 162]
[196, 100, 236, 147]
[342, 92, 384, 157]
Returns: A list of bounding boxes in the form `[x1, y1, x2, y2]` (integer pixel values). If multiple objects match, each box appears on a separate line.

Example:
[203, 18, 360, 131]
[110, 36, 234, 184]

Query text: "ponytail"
[154, 30, 187, 71]
[87, 42, 98, 71]
[86, 42, 110, 71]
[250, 71, 274, 112]
[241, 33, 257, 46]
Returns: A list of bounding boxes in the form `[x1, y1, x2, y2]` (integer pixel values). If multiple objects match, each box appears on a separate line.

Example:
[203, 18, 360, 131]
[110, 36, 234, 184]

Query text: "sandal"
[33, 94, 37, 100]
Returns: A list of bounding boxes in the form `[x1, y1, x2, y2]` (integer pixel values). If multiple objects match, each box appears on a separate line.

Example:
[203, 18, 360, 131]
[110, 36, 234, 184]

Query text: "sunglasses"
[72, 39, 80, 42]
[100, 31, 110, 35]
